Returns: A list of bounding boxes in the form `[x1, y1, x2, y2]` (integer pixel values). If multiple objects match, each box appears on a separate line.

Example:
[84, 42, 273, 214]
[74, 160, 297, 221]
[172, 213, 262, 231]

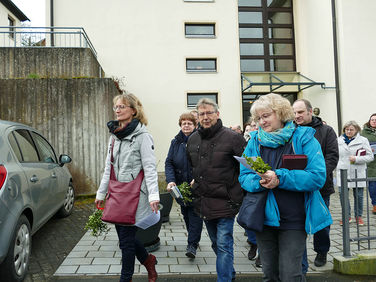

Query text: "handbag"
[236, 190, 268, 232]
[101, 138, 144, 225]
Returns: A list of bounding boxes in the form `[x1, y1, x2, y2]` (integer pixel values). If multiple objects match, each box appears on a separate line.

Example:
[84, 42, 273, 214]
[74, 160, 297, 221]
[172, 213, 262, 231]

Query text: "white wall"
[0, 2, 22, 47]
[294, 0, 376, 134]
[47, 0, 242, 171]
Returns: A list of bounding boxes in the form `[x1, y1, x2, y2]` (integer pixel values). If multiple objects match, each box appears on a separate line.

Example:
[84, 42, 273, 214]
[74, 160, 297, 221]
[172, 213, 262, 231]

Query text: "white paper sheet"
[234, 155, 256, 172]
[135, 211, 161, 230]
[370, 144, 376, 155]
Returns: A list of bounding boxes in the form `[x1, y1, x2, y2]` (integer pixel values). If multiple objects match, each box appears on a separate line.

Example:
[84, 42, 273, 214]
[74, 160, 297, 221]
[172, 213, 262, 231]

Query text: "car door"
[29, 131, 65, 213]
[12, 130, 53, 230]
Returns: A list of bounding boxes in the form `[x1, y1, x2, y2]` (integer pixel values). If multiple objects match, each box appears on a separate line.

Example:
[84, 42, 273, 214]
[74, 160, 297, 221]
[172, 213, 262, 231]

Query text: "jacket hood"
[306, 116, 323, 128]
[113, 122, 147, 140]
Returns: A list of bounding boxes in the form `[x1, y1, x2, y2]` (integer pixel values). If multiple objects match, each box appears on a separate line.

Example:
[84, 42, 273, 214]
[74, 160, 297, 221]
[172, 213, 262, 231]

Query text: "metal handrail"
[0, 26, 97, 57]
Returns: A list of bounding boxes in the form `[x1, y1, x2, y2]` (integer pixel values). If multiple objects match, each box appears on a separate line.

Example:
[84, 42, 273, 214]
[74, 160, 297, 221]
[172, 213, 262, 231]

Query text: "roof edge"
[0, 0, 30, 21]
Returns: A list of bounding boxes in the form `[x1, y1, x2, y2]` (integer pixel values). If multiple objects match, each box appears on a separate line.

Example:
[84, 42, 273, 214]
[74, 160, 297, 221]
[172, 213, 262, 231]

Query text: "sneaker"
[247, 243, 257, 260]
[356, 216, 364, 226]
[185, 245, 196, 259]
[339, 217, 352, 225]
[314, 253, 327, 267]
[255, 254, 262, 268]
[372, 205, 376, 215]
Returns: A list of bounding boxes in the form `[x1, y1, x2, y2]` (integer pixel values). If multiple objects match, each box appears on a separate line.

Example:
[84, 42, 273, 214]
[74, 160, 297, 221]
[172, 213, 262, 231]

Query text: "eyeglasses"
[113, 105, 131, 111]
[198, 111, 216, 117]
[255, 112, 274, 122]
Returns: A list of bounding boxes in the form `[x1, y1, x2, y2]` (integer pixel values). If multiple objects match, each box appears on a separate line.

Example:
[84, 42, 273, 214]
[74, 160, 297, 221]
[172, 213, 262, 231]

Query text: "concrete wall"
[0, 47, 104, 78]
[47, 0, 242, 171]
[294, 0, 376, 133]
[0, 78, 118, 194]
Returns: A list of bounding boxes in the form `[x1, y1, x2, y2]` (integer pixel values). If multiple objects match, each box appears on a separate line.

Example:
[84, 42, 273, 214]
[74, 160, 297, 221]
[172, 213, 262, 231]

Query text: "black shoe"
[185, 245, 196, 259]
[247, 243, 257, 260]
[255, 255, 262, 268]
[314, 253, 327, 267]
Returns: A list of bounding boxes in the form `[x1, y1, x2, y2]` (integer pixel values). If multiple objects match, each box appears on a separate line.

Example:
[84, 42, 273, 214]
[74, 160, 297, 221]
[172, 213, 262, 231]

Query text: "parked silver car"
[0, 120, 74, 281]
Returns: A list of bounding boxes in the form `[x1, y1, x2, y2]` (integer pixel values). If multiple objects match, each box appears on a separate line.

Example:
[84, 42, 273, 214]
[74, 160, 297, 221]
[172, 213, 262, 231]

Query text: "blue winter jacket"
[165, 130, 193, 185]
[238, 126, 332, 235]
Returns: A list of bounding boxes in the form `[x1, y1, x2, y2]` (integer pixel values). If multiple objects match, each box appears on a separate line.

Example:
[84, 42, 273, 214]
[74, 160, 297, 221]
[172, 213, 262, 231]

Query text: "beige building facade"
[46, 0, 376, 171]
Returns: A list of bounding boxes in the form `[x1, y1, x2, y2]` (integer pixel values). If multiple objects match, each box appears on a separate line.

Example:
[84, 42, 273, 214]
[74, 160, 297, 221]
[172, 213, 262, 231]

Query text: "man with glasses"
[293, 99, 339, 269]
[186, 98, 246, 282]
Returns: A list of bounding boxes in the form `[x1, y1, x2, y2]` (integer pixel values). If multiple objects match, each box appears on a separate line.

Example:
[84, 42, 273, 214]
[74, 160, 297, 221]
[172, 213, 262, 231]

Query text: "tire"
[57, 182, 75, 218]
[0, 215, 31, 282]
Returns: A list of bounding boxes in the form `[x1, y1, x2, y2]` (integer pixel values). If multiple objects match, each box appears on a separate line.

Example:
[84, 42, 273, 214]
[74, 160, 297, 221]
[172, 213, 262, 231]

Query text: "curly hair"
[113, 93, 148, 125]
[250, 93, 294, 123]
[179, 112, 197, 127]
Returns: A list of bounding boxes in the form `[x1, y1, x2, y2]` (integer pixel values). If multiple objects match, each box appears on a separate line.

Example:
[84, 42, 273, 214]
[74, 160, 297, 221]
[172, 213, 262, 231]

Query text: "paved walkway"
[54, 192, 376, 278]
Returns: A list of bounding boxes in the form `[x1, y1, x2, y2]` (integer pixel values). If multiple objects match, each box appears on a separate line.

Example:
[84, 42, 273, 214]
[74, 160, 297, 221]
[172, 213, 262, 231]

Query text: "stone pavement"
[54, 192, 376, 279]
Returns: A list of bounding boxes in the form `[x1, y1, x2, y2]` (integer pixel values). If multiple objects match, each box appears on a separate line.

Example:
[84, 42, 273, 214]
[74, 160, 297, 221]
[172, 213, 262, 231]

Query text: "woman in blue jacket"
[238, 94, 332, 281]
[165, 112, 203, 259]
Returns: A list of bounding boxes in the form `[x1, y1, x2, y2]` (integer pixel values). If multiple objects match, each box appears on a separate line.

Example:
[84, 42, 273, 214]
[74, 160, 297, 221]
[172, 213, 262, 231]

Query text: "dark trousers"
[181, 205, 203, 247]
[256, 227, 307, 282]
[302, 195, 331, 273]
[115, 225, 148, 282]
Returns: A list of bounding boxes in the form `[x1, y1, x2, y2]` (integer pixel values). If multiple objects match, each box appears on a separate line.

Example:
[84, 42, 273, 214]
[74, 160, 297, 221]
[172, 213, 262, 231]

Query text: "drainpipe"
[331, 0, 342, 134]
[50, 0, 54, 46]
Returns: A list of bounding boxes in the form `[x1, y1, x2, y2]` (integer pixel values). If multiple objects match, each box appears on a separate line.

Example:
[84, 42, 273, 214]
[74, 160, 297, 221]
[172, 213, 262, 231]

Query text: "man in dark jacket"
[187, 98, 246, 282]
[293, 99, 339, 268]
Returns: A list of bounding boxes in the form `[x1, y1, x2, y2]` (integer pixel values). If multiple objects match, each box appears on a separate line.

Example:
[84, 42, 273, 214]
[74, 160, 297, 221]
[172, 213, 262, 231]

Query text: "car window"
[13, 130, 39, 162]
[30, 132, 57, 163]
[8, 132, 23, 161]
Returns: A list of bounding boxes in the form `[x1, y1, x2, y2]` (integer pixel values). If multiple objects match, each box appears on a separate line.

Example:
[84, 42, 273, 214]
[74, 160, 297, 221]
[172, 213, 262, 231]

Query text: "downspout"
[331, 0, 342, 134]
[50, 0, 54, 46]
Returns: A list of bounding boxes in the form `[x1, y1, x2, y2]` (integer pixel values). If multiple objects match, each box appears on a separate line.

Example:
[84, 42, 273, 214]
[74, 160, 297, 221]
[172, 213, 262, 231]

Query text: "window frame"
[186, 58, 217, 73]
[30, 131, 58, 164]
[185, 23, 216, 38]
[8, 15, 15, 39]
[187, 92, 218, 108]
[238, 0, 296, 72]
[11, 130, 40, 163]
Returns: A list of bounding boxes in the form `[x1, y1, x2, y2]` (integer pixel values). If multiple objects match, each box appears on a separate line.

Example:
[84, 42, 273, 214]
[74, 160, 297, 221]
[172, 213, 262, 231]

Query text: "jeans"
[340, 187, 364, 217]
[302, 195, 331, 273]
[181, 205, 203, 248]
[205, 217, 236, 282]
[115, 225, 148, 282]
[256, 227, 307, 282]
[245, 229, 257, 245]
[369, 181, 376, 206]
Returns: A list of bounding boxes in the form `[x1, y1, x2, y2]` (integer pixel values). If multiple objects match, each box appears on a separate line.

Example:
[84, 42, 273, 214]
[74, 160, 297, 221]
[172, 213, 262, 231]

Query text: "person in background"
[186, 98, 246, 282]
[230, 124, 243, 134]
[165, 112, 203, 259]
[243, 120, 257, 142]
[95, 93, 159, 282]
[190, 110, 199, 128]
[337, 121, 374, 226]
[239, 93, 330, 282]
[361, 113, 376, 214]
[293, 99, 339, 268]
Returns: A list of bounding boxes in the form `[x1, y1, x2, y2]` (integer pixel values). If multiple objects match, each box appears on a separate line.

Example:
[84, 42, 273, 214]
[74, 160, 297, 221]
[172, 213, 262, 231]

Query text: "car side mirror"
[59, 154, 72, 166]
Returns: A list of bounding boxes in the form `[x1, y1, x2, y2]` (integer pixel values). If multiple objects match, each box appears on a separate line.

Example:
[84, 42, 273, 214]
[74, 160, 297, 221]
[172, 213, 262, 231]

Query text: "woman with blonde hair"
[239, 93, 331, 281]
[95, 93, 159, 282]
[337, 120, 374, 225]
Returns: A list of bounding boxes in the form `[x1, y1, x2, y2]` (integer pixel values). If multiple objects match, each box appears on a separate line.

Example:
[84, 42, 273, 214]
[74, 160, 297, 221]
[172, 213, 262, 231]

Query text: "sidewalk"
[54, 192, 376, 278]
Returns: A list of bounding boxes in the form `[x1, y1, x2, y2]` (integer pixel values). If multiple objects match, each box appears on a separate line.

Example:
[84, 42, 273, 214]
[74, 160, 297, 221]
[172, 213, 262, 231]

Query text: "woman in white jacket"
[337, 121, 374, 226]
[95, 93, 159, 282]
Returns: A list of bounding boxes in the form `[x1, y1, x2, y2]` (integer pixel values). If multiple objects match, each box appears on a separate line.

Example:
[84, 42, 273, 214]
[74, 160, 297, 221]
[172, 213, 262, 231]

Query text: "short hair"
[364, 113, 376, 128]
[250, 93, 294, 123]
[293, 99, 313, 111]
[113, 93, 148, 125]
[179, 112, 197, 127]
[196, 98, 219, 112]
[342, 120, 361, 134]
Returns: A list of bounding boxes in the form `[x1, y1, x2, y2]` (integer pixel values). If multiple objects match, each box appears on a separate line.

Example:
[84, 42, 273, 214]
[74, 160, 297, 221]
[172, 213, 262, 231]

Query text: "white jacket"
[336, 133, 374, 187]
[96, 123, 159, 223]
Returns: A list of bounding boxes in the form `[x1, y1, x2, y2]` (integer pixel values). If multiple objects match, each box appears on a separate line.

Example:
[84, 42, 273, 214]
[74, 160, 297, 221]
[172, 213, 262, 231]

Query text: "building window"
[238, 0, 295, 72]
[186, 58, 217, 72]
[185, 23, 215, 37]
[187, 93, 218, 108]
[8, 16, 15, 39]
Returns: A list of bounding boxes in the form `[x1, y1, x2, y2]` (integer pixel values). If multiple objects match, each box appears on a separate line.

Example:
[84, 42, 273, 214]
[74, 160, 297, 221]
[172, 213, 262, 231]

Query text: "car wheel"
[57, 182, 75, 217]
[0, 215, 31, 282]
